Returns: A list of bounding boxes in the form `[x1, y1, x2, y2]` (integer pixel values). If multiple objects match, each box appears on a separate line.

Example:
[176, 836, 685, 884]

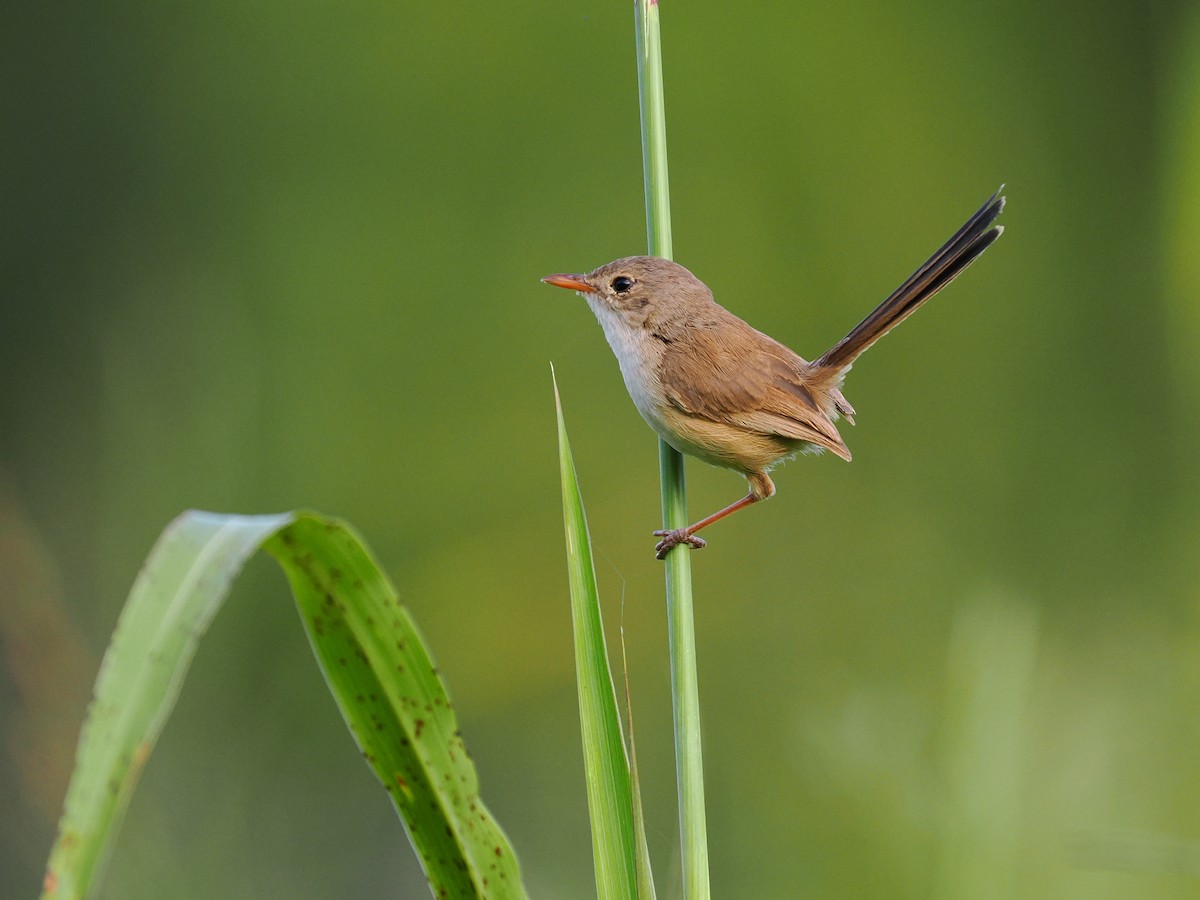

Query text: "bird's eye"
[611, 276, 634, 293]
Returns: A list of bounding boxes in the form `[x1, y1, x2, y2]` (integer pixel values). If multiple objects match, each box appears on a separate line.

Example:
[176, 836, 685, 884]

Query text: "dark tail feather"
[814, 188, 1005, 374]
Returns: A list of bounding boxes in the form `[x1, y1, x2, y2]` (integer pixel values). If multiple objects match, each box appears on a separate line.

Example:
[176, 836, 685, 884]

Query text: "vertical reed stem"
[634, 3, 711, 897]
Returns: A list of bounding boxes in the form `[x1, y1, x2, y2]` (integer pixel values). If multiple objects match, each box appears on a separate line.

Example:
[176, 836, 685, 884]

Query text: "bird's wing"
[659, 322, 851, 460]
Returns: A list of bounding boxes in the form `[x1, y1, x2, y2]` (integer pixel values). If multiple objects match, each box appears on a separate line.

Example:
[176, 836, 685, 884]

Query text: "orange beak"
[541, 273, 596, 293]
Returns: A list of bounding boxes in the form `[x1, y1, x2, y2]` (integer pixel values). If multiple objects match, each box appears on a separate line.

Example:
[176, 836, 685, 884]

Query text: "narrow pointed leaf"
[266, 516, 525, 898]
[620, 627, 658, 900]
[553, 371, 645, 898]
[42, 510, 526, 900]
[41, 512, 293, 899]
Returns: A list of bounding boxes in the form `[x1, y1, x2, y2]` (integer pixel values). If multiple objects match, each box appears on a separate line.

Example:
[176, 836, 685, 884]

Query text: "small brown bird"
[544, 189, 1005, 558]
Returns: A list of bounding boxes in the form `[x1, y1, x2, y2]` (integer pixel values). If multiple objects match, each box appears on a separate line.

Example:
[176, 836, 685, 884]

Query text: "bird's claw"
[653, 528, 707, 560]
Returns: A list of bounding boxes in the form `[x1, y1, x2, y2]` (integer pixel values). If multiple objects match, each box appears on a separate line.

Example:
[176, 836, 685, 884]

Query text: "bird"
[543, 189, 1005, 558]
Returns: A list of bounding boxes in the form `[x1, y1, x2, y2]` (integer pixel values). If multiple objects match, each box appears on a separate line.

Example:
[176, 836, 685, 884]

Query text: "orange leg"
[654, 473, 775, 559]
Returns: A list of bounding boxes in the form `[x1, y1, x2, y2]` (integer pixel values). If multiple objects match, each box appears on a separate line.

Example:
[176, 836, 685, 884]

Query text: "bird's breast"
[587, 300, 674, 436]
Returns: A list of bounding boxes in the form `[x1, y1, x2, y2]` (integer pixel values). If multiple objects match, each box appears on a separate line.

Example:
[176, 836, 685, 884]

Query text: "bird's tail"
[813, 188, 1005, 376]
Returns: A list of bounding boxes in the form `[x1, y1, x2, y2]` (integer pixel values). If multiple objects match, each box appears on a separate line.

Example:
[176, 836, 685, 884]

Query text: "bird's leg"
[654, 473, 775, 559]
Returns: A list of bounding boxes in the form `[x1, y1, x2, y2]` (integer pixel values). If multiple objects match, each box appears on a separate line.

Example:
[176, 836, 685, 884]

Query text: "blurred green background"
[4, 1, 1200, 897]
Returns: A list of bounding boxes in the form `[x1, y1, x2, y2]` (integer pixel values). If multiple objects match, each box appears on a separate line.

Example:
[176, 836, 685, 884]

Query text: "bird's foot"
[653, 528, 707, 560]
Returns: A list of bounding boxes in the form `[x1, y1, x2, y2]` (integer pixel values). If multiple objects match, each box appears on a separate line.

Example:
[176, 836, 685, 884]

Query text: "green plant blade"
[41, 510, 526, 900]
[266, 515, 525, 899]
[620, 633, 658, 900]
[553, 371, 647, 899]
[41, 511, 293, 899]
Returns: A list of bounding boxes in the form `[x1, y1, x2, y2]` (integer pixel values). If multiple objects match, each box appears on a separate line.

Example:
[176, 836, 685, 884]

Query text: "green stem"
[636, 1, 672, 259]
[634, 3, 711, 898]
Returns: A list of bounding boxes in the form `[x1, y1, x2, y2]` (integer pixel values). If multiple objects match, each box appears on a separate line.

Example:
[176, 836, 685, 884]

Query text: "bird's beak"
[541, 273, 596, 294]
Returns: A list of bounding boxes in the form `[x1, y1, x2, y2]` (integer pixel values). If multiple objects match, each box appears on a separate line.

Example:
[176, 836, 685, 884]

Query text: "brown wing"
[658, 316, 852, 461]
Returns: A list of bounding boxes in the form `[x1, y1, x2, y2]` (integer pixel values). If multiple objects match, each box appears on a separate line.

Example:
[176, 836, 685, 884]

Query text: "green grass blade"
[553, 371, 644, 899]
[41, 511, 294, 899]
[41, 509, 526, 900]
[266, 515, 525, 899]
[619, 623, 658, 900]
[629, 737, 657, 900]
